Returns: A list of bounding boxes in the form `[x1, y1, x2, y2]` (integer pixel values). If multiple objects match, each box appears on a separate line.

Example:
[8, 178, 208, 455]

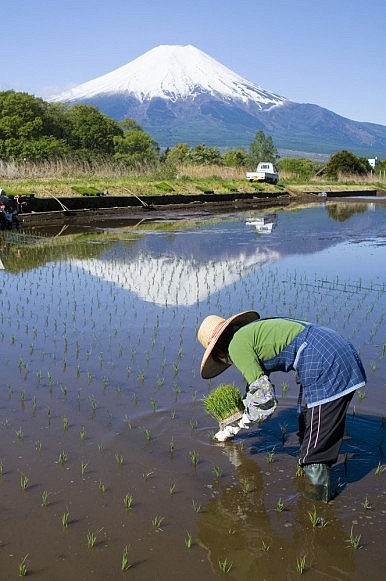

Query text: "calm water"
[0, 201, 385, 580]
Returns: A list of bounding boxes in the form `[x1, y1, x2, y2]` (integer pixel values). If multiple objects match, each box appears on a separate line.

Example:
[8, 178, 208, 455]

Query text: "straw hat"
[198, 311, 259, 379]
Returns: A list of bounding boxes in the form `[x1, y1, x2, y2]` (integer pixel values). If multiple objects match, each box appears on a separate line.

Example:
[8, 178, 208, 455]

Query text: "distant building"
[368, 157, 378, 168]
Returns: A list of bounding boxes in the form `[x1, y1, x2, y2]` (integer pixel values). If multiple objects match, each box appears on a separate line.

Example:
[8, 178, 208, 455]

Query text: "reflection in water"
[197, 444, 355, 579]
[72, 247, 280, 306]
[245, 213, 277, 233]
[326, 203, 367, 222]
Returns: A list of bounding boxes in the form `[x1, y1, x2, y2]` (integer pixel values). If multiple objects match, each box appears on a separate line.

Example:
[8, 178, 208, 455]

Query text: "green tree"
[221, 148, 249, 168]
[64, 104, 122, 155]
[164, 143, 190, 166]
[0, 91, 69, 160]
[113, 128, 159, 166]
[248, 130, 278, 167]
[276, 158, 317, 180]
[325, 150, 371, 179]
[187, 144, 222, 166]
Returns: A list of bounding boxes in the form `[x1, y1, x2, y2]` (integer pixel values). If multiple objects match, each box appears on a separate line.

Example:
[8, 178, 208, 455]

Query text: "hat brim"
[200, 311, 259, 379]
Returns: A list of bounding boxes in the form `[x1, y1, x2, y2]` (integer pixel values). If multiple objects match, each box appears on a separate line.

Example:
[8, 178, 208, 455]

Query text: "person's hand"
[214, 412, 253, 441]
[214, 424, 241, 441]
[243, 376, 277, 423]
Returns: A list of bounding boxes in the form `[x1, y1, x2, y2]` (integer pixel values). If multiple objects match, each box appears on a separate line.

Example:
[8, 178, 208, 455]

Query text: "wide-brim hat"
[198, 311, 259, 379]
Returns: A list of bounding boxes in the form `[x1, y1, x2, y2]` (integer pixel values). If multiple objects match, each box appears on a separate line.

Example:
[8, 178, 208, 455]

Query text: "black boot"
[303, 463, 331, 503]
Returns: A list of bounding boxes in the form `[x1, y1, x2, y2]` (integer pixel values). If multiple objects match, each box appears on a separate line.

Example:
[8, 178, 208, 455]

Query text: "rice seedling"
[151, 399, 157, 413]
[99, 480, 106, 494]
[203, 384, 244, 425]
[375, 462, 385, 475]
[41, 490, 49, 508]
[144, 428, 151, 442]
[56, 451, 68, 465]
[121, 545, 131, 572]
[152, 515, 164, 532]
[142, 471, 154, 480]
[80, 427, 86, 441]
[123, 494, 133, 510]
[357, 389, 366, 402]
[18, 554, 29, 577]
[261, 539, 270, 552]
[218, 558, 232, 574]
[16, 427, 24, 441]
[189, 450, 199, 466]
[362, 496, 372, 509]
[20, 473, 29, 491]
[63, 417, 69, 431]
[346, 526, 362, 549]
[266, 449, 275, 464]
[296, 465, 304, 478]
[240, 477, 251, 494]
[190, 418, 198, 431]
[192, 499, 201, 513]
[115, 453, 124, 466]
[296, 555, 306, 574]
[81, 461, 88, 480]
[276, 497, 285, 512]
[308, 505, 327, 527]
[169, 437, 175, 454]
[0, 460, 3, 476]
[281, 382, 288, 396]
[87, 528, 102, 549]
[89, 395, 97, 412]
[213, 465, 222, 479]
[184, 531, 193, 549]
[61, 510, 70, 528]
[279, 422, 288, 444]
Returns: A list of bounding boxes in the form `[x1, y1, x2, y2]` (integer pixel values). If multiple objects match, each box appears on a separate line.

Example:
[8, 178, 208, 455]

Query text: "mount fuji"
[50, 45, 386, 156]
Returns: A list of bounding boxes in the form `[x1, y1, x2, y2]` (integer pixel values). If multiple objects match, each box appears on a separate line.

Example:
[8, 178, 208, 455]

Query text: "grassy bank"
[1, 160, 385, 198]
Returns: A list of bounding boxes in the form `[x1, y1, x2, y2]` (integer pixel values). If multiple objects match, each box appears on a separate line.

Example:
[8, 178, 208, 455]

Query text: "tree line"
[1, 90, 385, 180]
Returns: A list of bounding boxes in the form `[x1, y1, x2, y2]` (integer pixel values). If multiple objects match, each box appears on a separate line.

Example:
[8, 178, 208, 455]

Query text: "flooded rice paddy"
[0, 200, 385, 580]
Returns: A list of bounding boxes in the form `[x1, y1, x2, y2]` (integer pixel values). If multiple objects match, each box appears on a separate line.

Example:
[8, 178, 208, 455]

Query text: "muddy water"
[0, 201, 385, 580]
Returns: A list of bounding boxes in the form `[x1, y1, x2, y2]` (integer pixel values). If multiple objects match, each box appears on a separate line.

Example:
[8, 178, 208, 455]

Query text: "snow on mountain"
[51, 44, 287, 110]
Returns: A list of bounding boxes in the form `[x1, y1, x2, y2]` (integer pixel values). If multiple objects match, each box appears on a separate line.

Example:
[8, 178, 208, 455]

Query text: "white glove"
[214, 413, 253, 441]
[214, 424, 241, 442]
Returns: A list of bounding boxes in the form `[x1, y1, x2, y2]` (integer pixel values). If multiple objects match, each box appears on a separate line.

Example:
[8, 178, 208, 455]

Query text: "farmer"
[197, 312, 367, 502]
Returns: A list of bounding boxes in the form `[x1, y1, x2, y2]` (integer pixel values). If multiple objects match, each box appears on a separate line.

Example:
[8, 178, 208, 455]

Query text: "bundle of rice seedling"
[203, 384, 245, 429]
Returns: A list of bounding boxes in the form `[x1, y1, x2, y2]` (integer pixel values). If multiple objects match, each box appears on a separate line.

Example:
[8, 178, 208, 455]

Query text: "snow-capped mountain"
[51, 45, 386, 156]
[51, 44, 287, 110]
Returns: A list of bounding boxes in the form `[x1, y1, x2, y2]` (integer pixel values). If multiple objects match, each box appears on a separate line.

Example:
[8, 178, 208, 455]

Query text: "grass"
[2, 157, 384, 203]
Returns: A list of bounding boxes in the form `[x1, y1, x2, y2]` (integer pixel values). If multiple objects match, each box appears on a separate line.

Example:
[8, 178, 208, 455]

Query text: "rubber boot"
[303, 463, 331, 503]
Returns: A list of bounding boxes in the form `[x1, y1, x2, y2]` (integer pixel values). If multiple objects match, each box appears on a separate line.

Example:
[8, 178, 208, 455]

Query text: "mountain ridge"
[50, 44, 386, 156]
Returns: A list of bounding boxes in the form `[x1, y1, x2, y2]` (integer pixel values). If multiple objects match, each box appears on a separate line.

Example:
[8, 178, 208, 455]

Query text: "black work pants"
[297, 392, 354, 467]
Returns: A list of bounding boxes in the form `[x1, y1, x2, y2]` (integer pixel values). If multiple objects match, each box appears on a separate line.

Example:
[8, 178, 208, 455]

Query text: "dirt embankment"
[16, 188, 384, 227]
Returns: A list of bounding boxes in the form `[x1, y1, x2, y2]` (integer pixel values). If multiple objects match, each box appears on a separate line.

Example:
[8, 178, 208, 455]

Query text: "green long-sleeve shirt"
[228, 318, 307, 384]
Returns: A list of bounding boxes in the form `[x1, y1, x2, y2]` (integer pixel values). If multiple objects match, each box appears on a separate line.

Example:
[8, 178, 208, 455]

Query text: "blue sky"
[2, 0, 385, 125]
